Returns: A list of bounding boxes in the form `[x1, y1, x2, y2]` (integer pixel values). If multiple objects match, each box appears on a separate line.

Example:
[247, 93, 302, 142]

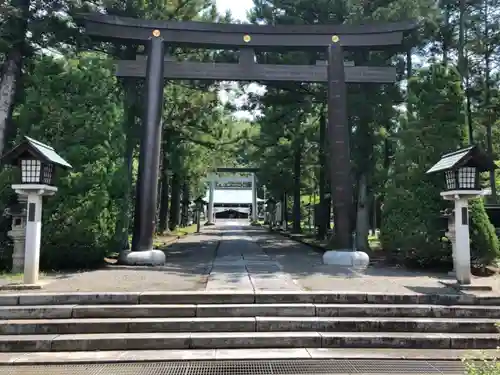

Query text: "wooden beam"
[79, 14, 417, 48]
[115, 60, 397, 83]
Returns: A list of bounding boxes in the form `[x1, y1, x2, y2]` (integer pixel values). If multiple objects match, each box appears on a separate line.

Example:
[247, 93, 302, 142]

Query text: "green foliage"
[2, 0, 500, 274]
[463, 323, 500, 375]
[8, 54, 124, 270]
[382, 64, 499, 268]
[464, 359, 500, 375]
[470, 198, 500, 265]
[381, 64, 466, 267]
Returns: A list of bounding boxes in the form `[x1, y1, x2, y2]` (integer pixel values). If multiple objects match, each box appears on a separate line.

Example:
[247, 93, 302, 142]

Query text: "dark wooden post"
[327, 40, 352, 250]
[131, 31, 165, 252]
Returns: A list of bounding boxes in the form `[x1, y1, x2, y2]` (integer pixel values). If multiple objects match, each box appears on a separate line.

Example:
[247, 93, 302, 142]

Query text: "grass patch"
[368, 235, 382, 250]
[279, 226, 382, 252]
[0, 272, 24, 281]
[0, 272, 48, 281]
[171, 224, 198, 236]
[115, 225, 199, 255]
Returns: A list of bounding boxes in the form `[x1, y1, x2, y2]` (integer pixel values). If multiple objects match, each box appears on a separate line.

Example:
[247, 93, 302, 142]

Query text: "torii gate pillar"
[206, 175, 216, 226]
[251, 173, 257, 222]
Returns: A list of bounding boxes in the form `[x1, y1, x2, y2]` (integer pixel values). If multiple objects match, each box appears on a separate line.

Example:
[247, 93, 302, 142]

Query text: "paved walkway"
[206, 222, 300, 291]
[1, 219, 499, 295]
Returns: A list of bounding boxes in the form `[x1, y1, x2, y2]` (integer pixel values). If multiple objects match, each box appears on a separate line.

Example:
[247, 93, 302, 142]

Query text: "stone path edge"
[0, 290, 499, 305]
[0, 348, 495, 365]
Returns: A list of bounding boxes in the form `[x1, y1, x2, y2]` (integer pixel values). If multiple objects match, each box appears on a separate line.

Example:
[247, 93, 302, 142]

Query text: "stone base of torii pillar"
[119, 249, 166, 266]
[323, 250, 370, 270]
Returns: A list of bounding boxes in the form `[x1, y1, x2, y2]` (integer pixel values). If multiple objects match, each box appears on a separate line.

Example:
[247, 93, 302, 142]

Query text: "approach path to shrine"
[2, 219, 498, 295]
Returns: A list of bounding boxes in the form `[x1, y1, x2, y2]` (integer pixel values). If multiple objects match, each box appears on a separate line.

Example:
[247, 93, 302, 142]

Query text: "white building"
[204, 188, 264, 219]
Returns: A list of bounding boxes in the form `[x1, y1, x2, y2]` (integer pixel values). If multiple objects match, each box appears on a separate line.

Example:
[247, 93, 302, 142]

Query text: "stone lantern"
[427, 145, 496, 285]
[3, 202, 27, 273]
[265, 197, 277, 229]
[193, 196, 207, 233]
[180, 197, 192, 227]
[1, 136, 72, 285]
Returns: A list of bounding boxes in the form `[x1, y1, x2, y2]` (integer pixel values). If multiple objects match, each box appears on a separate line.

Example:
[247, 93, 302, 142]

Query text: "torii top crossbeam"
[79, 14, 416, 49]
[216, 167, 260, 173]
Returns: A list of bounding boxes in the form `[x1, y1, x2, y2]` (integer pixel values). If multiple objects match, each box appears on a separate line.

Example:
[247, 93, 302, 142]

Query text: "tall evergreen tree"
[381, 64, 499, 268]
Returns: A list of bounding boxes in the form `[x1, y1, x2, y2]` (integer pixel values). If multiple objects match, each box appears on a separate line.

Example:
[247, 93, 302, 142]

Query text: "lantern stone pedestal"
[441, 190, 484, 285]
[11, 184, 57, 285]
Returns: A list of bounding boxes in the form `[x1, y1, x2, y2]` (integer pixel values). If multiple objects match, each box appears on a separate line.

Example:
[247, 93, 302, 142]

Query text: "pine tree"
[382, 64, 499, 268]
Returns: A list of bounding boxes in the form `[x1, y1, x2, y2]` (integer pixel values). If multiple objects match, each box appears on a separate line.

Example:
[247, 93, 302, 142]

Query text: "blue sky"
[214, 0, 264, 120]
[215, 0, 253, 21]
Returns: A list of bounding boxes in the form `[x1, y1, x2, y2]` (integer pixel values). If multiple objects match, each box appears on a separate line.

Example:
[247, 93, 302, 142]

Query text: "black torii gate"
[79, 14, 416, 253]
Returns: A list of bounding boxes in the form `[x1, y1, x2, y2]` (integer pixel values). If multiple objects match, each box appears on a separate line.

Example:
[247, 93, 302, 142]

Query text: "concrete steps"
[3, 348, 499, 364]
[1, 331, 499, 352]
[4, 303, 500, 319]
[1, 317, 498, 334]
[2, 290, 499, 305]
[0, 291, 498, 353]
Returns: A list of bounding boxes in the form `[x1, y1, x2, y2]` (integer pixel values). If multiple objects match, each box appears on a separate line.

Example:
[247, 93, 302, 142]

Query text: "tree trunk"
[169, 172, 181, 231]
[483, 0, 496, 202]
[181, 181, 190, 227]
[317, 111, 328, 239]
[113, 78, 137, 250]
[158, 143, 170, 233]
[406, 48, 413, 111]
[292, 142, 302, 233]
[355, 173, 370, 252]
[465, 74, 473, 144]
[327, 194, 332, 236]
[283, 192, 289, 231]
[0, 48, 22, 156]
[442, 0, 450, 65]
[0, 0, 29, 156]
[458, 0, 474, 144]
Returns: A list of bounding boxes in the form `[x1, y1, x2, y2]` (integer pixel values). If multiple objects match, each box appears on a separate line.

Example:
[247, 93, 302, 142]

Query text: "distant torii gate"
[206, 167, 260, 224]
[79, 14, 416, 258]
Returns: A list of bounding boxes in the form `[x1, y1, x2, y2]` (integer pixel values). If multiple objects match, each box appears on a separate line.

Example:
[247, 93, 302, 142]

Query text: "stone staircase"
[0, 291, 499, 354]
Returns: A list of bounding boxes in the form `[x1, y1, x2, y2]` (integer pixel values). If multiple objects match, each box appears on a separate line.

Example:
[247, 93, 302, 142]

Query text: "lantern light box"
[1, 136, 72, 186]
[427, 145, 496, 192]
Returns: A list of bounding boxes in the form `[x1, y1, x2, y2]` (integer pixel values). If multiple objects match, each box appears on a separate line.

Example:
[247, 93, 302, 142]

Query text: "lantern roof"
[1, 136, 72, 169]
[194, 196, 207, 204]
[4, 202, 27, 216]
[426, 145, 496, 174]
